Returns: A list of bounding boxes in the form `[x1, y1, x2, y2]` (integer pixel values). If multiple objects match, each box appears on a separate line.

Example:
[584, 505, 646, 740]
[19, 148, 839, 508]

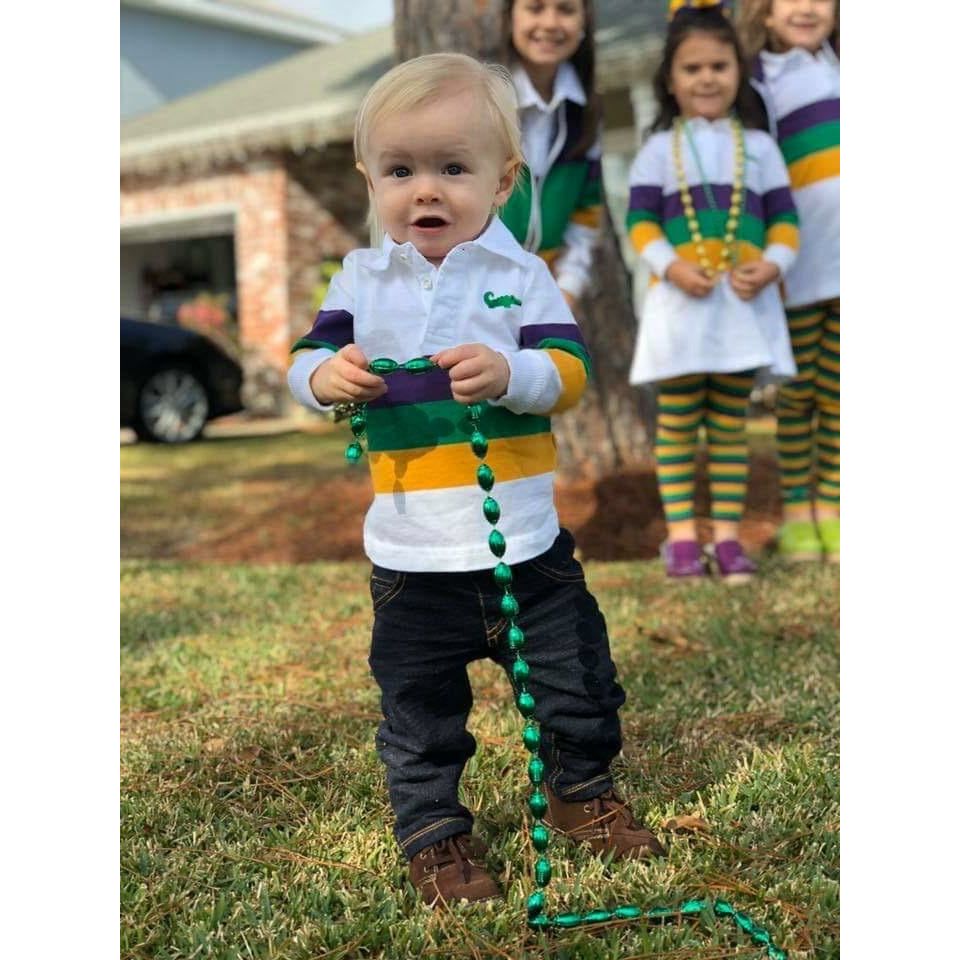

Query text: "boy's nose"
[414, 177, 441, 203]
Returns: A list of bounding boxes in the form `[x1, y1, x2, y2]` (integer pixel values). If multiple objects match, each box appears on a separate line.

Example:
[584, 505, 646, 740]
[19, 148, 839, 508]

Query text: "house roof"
[121, 0, 349, 44]
[121, 2, 668, 176]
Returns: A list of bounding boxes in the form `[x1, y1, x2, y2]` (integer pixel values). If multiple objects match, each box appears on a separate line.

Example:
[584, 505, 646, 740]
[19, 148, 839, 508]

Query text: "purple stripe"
[628, 184, 663, 213]
[663, 185, 763, 221]
[519, 323, 586, 350]
[778, 98, 839, 140]
[367, 366, 453, 409]
[763, 185, 797, 220]
[302, 308, 353, 348]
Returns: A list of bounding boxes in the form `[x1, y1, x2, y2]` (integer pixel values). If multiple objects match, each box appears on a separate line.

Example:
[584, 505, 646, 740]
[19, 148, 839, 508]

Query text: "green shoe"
[777, 520, 822, 562]
[817, 517, 839, 563]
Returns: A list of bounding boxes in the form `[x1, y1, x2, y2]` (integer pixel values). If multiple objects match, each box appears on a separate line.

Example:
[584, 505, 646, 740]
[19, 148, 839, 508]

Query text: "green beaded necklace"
[342, 356, 788, 958]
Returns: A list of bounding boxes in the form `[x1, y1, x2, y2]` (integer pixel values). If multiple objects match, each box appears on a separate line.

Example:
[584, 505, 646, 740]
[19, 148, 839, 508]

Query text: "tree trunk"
[394, 0, 654, 477]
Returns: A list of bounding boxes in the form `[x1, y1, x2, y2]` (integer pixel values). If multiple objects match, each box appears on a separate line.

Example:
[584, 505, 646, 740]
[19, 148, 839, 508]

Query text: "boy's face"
[766, 0, 836, 53]
[669, 33, 740, 121]
[360, 88, 517, 265]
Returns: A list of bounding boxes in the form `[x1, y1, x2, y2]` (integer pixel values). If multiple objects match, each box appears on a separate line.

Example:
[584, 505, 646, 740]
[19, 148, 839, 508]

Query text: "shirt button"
[421, 277, 433, 290]
[399, 253, 409, 262]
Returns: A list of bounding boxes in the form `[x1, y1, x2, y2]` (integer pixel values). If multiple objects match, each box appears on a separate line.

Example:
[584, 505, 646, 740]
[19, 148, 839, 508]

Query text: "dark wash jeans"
[368, 528, 626, 860]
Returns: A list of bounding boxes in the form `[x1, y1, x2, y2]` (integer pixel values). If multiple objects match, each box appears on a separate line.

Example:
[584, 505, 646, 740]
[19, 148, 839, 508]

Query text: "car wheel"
[135, 367, 210, 443]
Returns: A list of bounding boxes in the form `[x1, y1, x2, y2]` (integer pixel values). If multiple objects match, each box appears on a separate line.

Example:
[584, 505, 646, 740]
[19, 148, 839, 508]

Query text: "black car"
[120, 318, 244, 443]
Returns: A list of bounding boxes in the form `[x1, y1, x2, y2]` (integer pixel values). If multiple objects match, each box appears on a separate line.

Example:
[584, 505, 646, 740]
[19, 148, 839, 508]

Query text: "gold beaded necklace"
[671, 116, 745, 277]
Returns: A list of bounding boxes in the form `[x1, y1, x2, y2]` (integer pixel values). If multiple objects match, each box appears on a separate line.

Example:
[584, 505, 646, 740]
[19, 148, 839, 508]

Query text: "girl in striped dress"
[738, 0, 839, 563]
[626, 1, 798, 583]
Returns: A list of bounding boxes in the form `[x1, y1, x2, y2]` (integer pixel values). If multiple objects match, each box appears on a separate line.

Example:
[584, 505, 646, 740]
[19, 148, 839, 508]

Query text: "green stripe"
[707, 399, 750, 417]
[365, 400, 550, 452]
[291, 337, 339, 354]
[659, 400, 703, 416]
[663, 211, 766, 249]
[767, 210, 800, 226]
[626, 209, 661, 228]
[538, 338, 592, 378]
[780, 121, 840, 166]
[661, 491, 695, 504]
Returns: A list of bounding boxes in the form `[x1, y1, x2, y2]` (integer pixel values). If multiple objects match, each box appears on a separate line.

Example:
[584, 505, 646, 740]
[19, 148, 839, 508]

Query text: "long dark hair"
[500, 0, 600, 158]
[650, 8, 765, 133]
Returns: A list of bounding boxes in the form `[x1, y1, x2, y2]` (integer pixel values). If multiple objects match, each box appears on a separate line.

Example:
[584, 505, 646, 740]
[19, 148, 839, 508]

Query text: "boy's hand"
[665, 260, 716, 298]
[730, 260, 780, 301]
[309, 343, 387, 404]
[431, 343, 510, 404]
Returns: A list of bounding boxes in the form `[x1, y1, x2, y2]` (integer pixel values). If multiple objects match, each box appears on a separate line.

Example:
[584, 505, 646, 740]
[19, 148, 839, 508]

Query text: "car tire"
[134, 366, 210, 443]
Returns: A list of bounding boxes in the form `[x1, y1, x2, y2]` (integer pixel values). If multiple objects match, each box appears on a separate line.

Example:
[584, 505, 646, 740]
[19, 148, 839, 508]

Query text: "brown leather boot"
[544, 786, 668, 862]
[408, 834, 502, 907]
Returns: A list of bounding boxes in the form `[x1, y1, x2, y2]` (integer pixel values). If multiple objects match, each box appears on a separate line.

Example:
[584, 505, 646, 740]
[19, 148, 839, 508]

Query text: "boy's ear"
[494, 158, 521, 207]
[356, 161, 374, 190]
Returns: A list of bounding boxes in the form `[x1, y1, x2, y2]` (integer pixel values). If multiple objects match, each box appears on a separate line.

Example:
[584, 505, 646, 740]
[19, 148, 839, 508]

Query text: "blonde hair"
[353, 53, 524, 241]
[737, 0, 840, 61]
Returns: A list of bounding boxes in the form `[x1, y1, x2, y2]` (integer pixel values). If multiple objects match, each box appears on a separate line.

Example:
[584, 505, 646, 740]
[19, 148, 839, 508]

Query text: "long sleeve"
[287, 259, 356, 412]
[553, 136, 604, 298]
[625, 135, 677, 278]
[489, 256, 590, 417]
[758, 136, 800, 276]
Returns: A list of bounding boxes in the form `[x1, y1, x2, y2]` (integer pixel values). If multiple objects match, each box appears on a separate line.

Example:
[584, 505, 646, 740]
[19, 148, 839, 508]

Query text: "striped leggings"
[776, 299, 840, 509]
[655, 371, 755, 528]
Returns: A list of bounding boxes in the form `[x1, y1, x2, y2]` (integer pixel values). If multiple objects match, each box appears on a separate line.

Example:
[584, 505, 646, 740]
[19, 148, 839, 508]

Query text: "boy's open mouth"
[413, 216, 448, 229]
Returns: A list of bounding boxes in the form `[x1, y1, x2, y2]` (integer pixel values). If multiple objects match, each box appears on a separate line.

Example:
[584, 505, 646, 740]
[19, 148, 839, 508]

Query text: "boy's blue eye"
[390, 166, 411, 178]
[444, 164, 465, 175]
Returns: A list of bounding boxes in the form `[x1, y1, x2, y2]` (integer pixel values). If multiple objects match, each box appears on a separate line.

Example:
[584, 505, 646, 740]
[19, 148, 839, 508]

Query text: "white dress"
[626, 118, 798, 385]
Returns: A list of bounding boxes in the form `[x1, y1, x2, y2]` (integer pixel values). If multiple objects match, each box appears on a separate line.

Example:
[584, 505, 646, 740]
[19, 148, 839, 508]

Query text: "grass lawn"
[121, 428, 839, 960]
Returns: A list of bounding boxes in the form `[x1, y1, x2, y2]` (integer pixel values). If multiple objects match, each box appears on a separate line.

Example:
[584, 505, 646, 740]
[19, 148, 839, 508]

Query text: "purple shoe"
[712, 540, 758, 585]
[662, 540, 707, 579]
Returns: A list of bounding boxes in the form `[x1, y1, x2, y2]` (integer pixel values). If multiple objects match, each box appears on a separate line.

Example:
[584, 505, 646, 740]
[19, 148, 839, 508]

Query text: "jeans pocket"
[529, 529, 585, 584]
[370, 567, 406, 612]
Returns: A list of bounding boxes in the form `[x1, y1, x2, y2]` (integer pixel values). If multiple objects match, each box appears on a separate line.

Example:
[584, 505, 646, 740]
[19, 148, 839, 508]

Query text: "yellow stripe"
[778, 438, 811, 453]
[629, 221, 665, 251]
[706, 411, 747, 430]
[368, 433, 556, 494]
[658, 462, 695, 479]
[789, 147, 840, 189]
[766, 222, 800, 250]
[709, 463, 747, 478]
[674, 239, 765, 265]
[571, 205, 602, 229]
[819, 354, 841, 374]
[544, 348, 588, 414]
[660, 409, 703, 429]
[660, 480, 695, 497]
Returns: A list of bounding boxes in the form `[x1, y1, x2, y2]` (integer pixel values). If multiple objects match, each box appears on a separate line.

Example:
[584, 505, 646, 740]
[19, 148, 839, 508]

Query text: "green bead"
[767, 947, 788, 960]
[466, 402, 484, 421]
[493, 562, 512, 587]
[345, 442, 363, 462]
[516, 690, 536, 717]
[583, 910, 613, 924]
[646, 906, 673, 919]
[403, 357, 435, 374]
[512, 657, 530, 684]
[369, 358, 399, 375]
[531, 823, 550, 851]
[500, 593, 519, 618]
[488, 530, 506, 557]
[527, 756, 545, 784]
[349, 413, 366, 437]
[526, 891, 546, 918]
[680, 899, 707, 915]
[734, 913, 756, 935]
[476, 463, 495, 491]
[528, 915, 550, 930]
[522, 723, 540, 751]
[713, 900, 734, 916]
[750, 928, 771, 946]
[528, 789, 547, 818]
[482, 497, 501, 524]
[614, 905, 643, 920]
[553, 912, 581, 928]
[507, 624, 525, 651]
[534, 857, 552, 887]
[470, 430, 488, 458]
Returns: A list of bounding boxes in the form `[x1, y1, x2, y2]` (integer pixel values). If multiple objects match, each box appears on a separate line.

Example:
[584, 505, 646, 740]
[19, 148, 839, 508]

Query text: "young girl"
[499, 0, 604, 312]
[739, 0, 839, 563]
[626, 1, 799, 583]
[288, 53, 665, 909]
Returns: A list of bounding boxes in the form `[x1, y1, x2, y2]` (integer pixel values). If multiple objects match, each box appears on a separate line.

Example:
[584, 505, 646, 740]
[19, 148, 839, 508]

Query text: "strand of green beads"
[342, 366, 789, 960]
[465, 401, 553, 931]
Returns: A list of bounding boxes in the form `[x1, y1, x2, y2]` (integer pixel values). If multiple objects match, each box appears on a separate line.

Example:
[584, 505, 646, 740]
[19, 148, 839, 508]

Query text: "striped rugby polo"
[755, 43, 839, 307]
[287, 216, 590, 572]
[625, 118, 799, 283]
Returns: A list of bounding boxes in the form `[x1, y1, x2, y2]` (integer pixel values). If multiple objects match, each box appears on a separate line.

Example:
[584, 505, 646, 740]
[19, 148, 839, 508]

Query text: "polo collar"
[512, 61, 586, 113]
[369, 216, 527, 271]
[759, 41, 838, 81]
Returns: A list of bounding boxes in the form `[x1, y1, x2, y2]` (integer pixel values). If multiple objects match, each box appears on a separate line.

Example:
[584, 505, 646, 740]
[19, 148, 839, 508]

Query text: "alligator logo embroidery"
[484, 291, 522, 309]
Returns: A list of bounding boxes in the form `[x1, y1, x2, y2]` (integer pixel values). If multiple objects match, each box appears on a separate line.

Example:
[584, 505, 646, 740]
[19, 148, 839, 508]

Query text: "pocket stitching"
[371, 572, 406, 611]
